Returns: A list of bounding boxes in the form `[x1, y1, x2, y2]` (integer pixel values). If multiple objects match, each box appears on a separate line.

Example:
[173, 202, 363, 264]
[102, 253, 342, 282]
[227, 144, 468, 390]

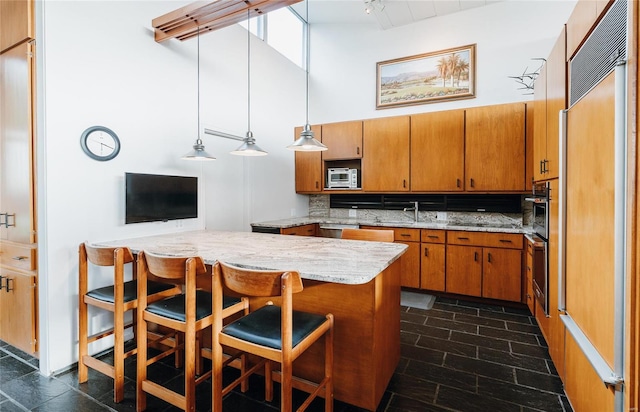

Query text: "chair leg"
[136, 318, 148, 412]
[185, 328, 196, 412]
[113, 310, 125, 403]
[78, 299, 88, 384]
[325, 317, 334, 412]
[281, 361, 293, 412]
[265, 360, 273, 402]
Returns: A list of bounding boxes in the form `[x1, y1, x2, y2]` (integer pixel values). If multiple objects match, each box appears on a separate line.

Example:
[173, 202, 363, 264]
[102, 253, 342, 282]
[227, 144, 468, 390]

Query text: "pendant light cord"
[247, 9, 251, 133]
[305, 0, 310, 126]
[197, 26, 201, 144]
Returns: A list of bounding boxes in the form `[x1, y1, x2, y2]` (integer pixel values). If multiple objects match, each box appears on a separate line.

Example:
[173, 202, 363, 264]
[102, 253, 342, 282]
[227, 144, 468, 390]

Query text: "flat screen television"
[125, 172, 198, 224]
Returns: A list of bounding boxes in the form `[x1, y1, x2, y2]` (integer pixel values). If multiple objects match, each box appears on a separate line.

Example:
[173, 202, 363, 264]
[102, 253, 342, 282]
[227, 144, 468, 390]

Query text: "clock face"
[80, 126, 120, 161]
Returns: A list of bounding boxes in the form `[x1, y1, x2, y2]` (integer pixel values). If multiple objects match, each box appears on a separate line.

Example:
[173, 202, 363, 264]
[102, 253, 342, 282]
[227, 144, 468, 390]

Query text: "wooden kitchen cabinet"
[533, 27, 566, 181]
[294, 125, 323, 193]
[525, 239, 536, 315]
[0, 267, 37, 354]
[565, 0, 612, 60]
[465, 103, 526, 191]
[362, 116, 410, 192]
[321, 120, 362, 160]
[391, 227, 420, 288]
[446, 245, 482, 296]
[0, 0, 35, 53]
[280, 223, 317, 236]
[410, 110, 465, 192]
[420, 230, 445, 291]
[446, 231, 523, 302]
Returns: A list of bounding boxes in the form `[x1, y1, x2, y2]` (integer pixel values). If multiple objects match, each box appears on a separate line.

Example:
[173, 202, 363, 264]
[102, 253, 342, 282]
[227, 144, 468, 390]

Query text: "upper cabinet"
[0, 0, 35, 53]
[294, 125, 323, 193]
[533, 26, 567, 182]
[566, 0, 612, 60]
[410, 110, 465, 192]
[321, 121, 363, 160]
[362, 116, 410, 192]
[465, 103, 526, 191]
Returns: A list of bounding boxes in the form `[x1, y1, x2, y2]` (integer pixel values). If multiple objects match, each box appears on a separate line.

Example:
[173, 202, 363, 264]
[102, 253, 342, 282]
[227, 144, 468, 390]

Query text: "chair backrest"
[140, 250, 207, 281]
[82, 242, 134, 267]
[214, 261, 303, 298]
[341, 228, 394, 242]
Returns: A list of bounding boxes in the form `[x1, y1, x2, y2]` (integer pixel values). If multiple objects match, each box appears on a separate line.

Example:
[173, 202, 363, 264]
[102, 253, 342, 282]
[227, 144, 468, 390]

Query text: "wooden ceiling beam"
[152, 0, 302, 42]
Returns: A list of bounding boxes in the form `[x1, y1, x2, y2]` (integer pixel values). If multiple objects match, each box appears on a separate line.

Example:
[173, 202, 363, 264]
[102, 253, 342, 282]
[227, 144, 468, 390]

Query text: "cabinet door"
[321, 121, 362, 160]
[420, 243, 445, 291]
[0, 0, 34, 53]
[533, 64, 547, 182]
[465, 103, 526, 191]
[362, 116, 410, 192]
[398, 241, 420, 288]
[446, 245, 482, 297]
[566, 0, 597, 60]
[294, 125, 323, 193]
[1, 42, 36, 244]
[0, 268, 37, 354]
[410, 110, 464, 191]
[482, 248, 522, 302]
[545, 27, 566, 180]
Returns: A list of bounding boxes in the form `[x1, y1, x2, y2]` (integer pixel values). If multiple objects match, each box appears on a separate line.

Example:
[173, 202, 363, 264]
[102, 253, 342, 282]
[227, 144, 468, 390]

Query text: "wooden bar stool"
[78, 242, 181, 403]
[211, 261, 334, 412]
[136, 251, 247, 412]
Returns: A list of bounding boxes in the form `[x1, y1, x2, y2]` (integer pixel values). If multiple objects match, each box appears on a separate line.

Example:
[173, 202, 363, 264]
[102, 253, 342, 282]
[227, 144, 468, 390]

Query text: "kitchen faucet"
[403, 201, 419, 223]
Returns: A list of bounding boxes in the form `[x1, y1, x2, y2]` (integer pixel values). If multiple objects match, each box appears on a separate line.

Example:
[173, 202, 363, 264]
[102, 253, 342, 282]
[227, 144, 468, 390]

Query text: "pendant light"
[287, 0, 327, 152]
[182, 26, 216, 161]
[231, 8, 267, 156]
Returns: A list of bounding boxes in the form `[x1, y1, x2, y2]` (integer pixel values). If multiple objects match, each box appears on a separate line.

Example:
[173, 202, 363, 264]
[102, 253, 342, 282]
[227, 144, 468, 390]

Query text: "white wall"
[309, 0, 577, 123]
[37, 1, 306, 374]
[35, 0, 577, 374]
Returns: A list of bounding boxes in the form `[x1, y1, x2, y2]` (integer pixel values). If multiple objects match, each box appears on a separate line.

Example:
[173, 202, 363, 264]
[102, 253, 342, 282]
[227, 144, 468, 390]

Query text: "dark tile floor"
[0, 297, 573, 412]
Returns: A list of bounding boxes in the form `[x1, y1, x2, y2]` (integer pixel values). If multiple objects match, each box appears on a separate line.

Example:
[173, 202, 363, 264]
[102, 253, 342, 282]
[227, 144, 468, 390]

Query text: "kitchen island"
[98, 230, 407, 411]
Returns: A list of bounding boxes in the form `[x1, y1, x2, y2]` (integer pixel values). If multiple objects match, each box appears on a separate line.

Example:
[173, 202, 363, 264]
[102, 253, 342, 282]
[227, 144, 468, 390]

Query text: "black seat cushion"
[146, 291, 241, 322]
[86, 280, 175, 304]
[222, 305, 327, 350]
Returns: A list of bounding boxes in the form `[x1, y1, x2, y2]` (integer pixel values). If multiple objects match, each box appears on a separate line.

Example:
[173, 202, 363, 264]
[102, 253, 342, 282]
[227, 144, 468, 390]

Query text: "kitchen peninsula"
[98, 230, 407, 410]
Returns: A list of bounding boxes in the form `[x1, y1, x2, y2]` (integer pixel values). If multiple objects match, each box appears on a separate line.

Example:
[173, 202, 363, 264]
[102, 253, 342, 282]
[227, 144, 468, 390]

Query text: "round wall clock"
[80, 126, 121, 161]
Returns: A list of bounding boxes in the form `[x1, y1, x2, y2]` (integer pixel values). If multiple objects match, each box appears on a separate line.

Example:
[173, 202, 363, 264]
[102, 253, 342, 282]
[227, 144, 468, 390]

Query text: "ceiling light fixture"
[287, 0, 327, 152]
[364, 0, 385, 14]
[182, 26, 216, 161]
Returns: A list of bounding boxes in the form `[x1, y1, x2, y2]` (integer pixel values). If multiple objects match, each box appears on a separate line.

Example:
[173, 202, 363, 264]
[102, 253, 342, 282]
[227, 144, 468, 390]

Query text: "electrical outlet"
[290, 208, 296, 217]
[349, 209, 357, 218]
[436, 212, 447, 221]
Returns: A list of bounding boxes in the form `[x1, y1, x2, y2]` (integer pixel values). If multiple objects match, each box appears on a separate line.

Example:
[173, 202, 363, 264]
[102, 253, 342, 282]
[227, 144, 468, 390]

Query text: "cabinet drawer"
[281, 224, 317, 236]
[447, 231, 523, 249]
[392, 228, 420, 242]
[421, 229, 445, 244]
[0, 241, 36, 271]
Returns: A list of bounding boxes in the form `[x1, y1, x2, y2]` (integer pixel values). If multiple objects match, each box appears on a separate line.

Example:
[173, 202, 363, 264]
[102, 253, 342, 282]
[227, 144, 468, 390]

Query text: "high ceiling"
[289, 0, 503, 30]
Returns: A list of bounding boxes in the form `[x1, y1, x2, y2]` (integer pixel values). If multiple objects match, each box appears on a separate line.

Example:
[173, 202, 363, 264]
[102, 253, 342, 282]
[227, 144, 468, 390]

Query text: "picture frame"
[376, 44, 476, 109]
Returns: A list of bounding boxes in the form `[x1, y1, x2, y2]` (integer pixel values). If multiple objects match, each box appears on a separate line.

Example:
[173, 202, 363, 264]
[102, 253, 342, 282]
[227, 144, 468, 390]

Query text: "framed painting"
[376, 44, 476, 109]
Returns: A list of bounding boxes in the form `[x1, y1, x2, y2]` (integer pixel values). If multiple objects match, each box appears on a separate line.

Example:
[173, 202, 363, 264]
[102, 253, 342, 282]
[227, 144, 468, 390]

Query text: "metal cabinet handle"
[474, 252, 478, 261]
[400, 233, 411, 237]
[456, 178, 461, 188]
[427, 235, 439, 239]
[424, 247, 429, 257]
[458, 237, 469, 240]
[12, 256, 28, 261]
[357, 147, 360, 155]
[499, 239, 512, 243]
[315, 181, 319, 189]
[470, 178, 475, 188]
[487, 252, 492, 263]
[403, 179, 407, 188]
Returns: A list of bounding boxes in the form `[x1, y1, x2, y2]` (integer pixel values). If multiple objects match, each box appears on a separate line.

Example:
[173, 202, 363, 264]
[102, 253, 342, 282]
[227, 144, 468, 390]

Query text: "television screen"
[125, 173, 198, 224]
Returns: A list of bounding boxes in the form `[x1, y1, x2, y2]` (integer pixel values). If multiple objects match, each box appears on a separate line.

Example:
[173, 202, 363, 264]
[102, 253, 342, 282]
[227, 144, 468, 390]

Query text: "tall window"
[239, 7, 305, 69]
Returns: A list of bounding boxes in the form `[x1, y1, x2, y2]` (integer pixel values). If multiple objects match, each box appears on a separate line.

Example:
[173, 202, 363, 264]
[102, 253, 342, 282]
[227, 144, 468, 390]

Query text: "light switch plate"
[349, 209, 357, 218]
[436, 212, 447, 221]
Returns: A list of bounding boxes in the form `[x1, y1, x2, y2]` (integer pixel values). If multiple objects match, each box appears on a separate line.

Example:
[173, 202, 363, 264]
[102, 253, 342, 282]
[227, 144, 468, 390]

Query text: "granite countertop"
[251, 217, 529, 234]
[96, 230, 407, 285]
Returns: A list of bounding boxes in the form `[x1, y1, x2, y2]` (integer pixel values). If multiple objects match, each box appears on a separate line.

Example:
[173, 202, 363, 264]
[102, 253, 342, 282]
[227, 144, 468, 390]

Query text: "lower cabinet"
[446, 231, 523, 302]
[420, 229, 445, 291]
[391, 227, 421, 288]
[0, 267, 37, 354]
[280, 224, 317, 236]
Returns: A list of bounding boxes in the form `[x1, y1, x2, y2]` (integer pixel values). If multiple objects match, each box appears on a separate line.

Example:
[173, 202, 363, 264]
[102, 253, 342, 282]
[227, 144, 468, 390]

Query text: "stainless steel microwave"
[327, 168, 358, 189]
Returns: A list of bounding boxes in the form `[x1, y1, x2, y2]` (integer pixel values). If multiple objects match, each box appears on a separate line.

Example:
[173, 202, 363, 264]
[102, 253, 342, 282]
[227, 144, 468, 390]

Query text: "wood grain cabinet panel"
[362, 116, 410, 192]
[294, 125, 323, 193]
[410, 110, 465, 191]
[446, 245, 482, 296]
[280, 224, 317, 236]
[482, 248, 522, 302]
[533, 64, 548, 181]
[544, 27, 567, 180]
[465, 103, 526, 191]
[321, 121, 363, 160]
[0, 0, 34, 53]
[421, 243, 445, 291]
[398, 241, 420, 288]
[0, 268, 37, 354]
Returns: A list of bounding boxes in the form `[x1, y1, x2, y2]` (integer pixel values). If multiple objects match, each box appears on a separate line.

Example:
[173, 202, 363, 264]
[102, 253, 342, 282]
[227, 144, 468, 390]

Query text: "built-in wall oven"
[526, 182, 550, 315]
